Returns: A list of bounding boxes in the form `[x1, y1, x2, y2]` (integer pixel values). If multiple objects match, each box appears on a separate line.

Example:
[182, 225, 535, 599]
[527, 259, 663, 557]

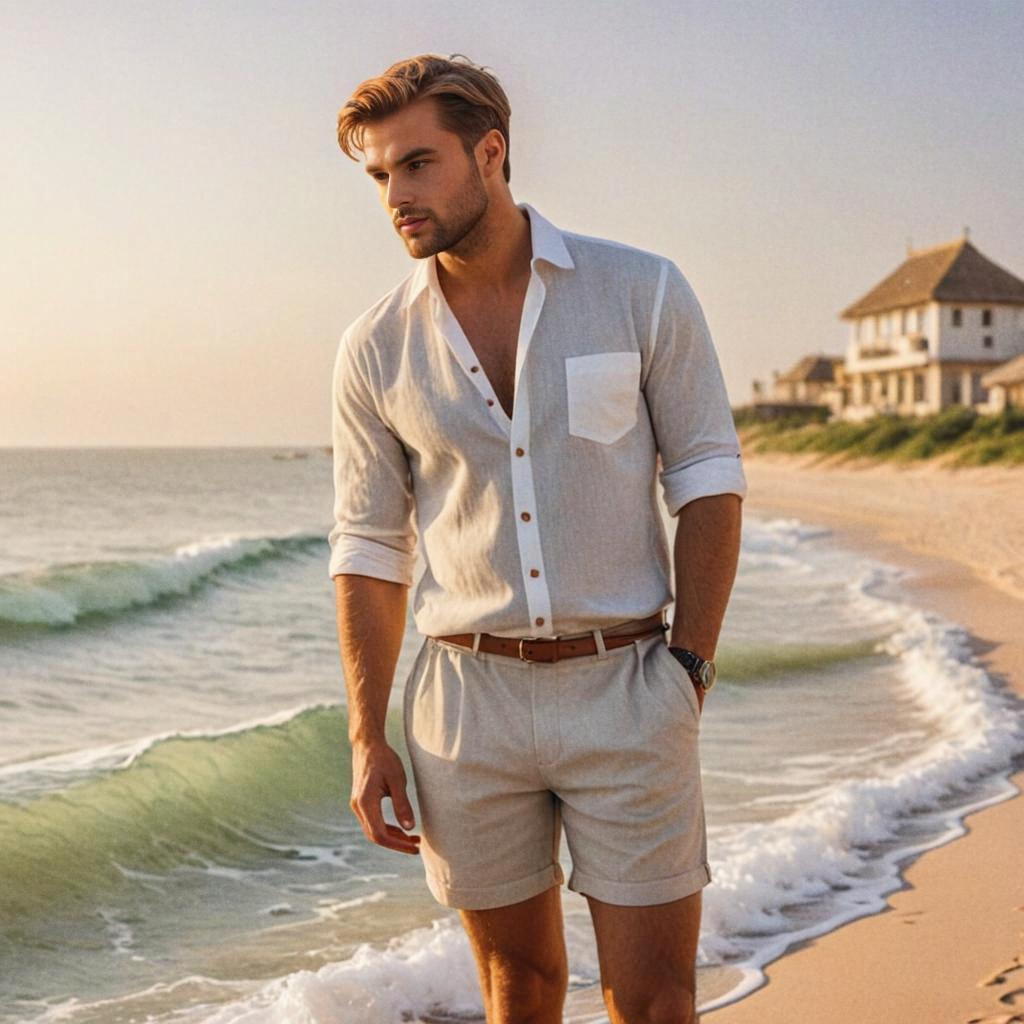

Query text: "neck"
[436, 202, 532, 298]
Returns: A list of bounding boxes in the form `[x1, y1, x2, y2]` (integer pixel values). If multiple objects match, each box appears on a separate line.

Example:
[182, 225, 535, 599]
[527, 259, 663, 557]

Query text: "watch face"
[700, 661, 716, 689]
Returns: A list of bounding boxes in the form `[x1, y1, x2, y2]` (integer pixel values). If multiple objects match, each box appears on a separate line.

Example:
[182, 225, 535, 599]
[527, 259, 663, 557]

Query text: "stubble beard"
[406, 156, 490, 261]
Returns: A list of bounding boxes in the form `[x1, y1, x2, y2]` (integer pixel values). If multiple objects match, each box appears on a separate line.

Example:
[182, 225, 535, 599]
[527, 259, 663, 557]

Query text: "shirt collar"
[400, 201, 574, 311]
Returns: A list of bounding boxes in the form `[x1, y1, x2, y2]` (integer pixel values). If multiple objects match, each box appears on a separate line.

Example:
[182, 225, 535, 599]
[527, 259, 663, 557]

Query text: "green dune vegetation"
[734, 405, 1024, 467]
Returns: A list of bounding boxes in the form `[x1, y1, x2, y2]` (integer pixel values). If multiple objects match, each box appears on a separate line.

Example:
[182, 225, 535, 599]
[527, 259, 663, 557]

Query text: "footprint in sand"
[980, 958, 1024, 988]
[967, 956, 1024, 1023]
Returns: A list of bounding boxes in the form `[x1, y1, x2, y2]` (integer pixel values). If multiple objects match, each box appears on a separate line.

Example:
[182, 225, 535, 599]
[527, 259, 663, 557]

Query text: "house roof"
[840, 238, 1024, 319]
[775, 354, 838, 383]
[980, 353, 1024, 387]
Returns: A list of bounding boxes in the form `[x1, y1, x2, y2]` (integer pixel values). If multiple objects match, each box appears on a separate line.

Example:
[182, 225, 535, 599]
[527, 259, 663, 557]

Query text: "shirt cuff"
[328, 535, 416, 586]
[660, 453, 748, 517]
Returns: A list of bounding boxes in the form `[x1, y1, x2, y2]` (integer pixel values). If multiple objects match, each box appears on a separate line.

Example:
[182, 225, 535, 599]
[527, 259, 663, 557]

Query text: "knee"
[604, 984, 697, 1024]
[484, 954, 569, 1022]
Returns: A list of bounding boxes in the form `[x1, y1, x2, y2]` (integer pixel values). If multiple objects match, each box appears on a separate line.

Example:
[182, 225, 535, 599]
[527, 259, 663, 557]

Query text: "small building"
[755, 353, 853, 419]
[981, 353, 1024, 412]
[837, 235, 1024, 419]
[770, 353, 840, 404]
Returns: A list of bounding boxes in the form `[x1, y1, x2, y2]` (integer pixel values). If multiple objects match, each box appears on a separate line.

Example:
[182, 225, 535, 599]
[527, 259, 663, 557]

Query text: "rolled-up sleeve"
[328, 328, 417, 584]
[642, 259, 747, 517]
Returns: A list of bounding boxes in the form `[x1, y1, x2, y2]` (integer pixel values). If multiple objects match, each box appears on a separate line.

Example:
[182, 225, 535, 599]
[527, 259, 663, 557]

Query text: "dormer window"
[982, 309, 993, 326]
[952, 308, 962, 326]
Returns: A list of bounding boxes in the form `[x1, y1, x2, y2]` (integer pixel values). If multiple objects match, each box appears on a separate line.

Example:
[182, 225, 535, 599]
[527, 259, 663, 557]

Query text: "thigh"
[586, 888, 701, 1017]
[403, 639, 566, 910]
[554, 632, 710, 906]
[458, 883, 569, 994]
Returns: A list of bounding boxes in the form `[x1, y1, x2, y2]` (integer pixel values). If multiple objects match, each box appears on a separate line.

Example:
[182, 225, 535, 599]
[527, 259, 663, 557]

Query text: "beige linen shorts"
[402, 620, 710, 910]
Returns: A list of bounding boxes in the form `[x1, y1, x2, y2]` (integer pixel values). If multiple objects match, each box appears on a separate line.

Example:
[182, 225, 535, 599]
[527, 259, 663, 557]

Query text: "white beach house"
[835, 235, 1024, 420]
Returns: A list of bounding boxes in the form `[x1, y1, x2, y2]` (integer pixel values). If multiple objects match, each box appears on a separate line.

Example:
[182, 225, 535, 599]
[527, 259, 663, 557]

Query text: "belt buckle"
[517, 636, 545, 662]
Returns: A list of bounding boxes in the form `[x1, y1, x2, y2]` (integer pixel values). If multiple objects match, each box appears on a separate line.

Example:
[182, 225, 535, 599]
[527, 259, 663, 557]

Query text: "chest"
[379, 281, 645, 458]
[445, 292, 526, 420]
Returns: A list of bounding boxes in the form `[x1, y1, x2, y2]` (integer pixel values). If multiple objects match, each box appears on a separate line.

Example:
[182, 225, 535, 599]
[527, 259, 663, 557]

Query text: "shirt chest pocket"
[564, 351, 642, 445]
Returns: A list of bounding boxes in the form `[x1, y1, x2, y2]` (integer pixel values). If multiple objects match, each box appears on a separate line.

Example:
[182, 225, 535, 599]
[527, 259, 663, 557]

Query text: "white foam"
[179, 917, 486, 1023]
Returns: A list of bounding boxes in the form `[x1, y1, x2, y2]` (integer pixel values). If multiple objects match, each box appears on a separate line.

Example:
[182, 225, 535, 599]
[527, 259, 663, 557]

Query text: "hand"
[693, 680, 705, 716]
[349, 738, 421, 855]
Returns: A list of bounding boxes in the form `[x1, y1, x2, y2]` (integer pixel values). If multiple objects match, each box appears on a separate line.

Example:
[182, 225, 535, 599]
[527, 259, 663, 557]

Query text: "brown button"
[529, 569, 540, 577]
[487, 399, 494, 406]
[535, 617, 545, 626]
[515, 447, 525, 456]
[470, 365, 479, 372]
[520, 511, 531, 522]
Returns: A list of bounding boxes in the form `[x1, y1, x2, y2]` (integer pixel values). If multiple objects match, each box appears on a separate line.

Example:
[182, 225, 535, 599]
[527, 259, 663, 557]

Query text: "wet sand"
[702, 451, 1024, 1023]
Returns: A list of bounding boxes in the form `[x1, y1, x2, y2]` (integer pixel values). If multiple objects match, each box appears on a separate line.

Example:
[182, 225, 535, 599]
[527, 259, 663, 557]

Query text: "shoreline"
[702, 453, 1024, 1023]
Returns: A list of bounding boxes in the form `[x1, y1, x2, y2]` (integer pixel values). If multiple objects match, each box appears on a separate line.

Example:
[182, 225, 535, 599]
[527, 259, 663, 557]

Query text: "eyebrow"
[364, 147, 439, 175]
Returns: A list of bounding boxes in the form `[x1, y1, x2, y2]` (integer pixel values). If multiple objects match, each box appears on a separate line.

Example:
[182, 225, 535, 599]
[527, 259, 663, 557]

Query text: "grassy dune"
[734, 405, 1024, 467]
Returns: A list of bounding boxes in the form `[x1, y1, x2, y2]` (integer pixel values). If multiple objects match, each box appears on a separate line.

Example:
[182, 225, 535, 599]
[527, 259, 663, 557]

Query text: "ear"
[476, 128, 506, 179]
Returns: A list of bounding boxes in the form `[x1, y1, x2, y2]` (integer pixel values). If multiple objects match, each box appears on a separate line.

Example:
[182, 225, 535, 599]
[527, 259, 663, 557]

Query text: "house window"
[913, 374, 925, 402]
[982, 309, 992, 326]
[983, 335, 993, 348]
[952, 308, 962, 326]
[951, 379, 962, 403]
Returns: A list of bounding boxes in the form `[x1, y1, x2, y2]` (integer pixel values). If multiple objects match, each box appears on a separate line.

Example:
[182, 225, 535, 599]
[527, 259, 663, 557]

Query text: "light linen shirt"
[328, 202, 747, 639]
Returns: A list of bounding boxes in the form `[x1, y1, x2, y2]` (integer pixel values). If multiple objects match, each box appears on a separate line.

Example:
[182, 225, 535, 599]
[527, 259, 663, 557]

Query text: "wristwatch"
[667, 646, 717, 692]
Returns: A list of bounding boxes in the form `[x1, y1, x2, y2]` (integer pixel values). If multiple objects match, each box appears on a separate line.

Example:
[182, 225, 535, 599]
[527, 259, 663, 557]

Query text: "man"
[330, 53, 745, 1024]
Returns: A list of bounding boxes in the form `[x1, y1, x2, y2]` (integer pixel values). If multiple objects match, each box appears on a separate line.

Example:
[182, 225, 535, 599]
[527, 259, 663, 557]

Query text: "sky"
[3, 0, 1022, 447]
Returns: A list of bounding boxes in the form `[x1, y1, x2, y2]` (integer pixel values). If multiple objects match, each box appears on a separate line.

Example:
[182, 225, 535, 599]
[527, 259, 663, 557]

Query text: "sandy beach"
[703, 449, 1024, 1024]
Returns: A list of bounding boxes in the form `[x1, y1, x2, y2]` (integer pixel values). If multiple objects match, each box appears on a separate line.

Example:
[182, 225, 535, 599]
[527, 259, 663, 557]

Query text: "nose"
[385, 174, 413, 214]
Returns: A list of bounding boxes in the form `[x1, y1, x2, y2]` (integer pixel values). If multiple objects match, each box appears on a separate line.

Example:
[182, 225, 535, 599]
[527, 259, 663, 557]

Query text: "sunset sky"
[3, 0, 1022, 446]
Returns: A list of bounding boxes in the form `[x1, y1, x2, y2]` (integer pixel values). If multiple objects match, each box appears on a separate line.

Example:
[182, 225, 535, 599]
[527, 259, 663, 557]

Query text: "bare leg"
[457, 883, 569, 1023]
[586, 887, 702, 1024]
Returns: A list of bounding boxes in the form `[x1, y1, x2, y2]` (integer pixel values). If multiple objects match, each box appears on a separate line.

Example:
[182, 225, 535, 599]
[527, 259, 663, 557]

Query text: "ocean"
[1, 447, 1021, 1022]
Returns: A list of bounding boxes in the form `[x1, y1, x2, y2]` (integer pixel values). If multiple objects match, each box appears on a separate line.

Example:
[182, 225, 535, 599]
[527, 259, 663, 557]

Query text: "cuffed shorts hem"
[424, 860, 566, 911]
[566, 860, 712, 906]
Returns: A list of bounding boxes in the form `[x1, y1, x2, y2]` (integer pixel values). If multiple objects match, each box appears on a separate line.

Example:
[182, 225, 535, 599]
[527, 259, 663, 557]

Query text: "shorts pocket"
[565, 351, 642, 444]
[654, 641, 702, 727]
[407, 641, 465, 760]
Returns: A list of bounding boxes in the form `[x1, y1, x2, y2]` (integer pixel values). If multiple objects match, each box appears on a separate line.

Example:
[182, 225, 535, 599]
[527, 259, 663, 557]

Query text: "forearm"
[334, 573, 408, 748]
[669, 493, 743, 660]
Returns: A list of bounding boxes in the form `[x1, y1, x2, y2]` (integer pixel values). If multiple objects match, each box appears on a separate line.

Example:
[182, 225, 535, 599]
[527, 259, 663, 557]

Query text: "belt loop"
[591, 627, 609, 660]
[471, 632, 482, 656]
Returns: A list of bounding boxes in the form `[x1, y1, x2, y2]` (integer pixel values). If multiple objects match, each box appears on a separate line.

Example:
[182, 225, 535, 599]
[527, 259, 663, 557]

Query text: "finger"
[377, 822, 421, 854]
[364, 795, 421, 853]
[390, 790, 416, 831]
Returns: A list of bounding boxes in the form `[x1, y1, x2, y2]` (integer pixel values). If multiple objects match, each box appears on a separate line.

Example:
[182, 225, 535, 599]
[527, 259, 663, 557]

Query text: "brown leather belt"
[431, 611, 668, 664]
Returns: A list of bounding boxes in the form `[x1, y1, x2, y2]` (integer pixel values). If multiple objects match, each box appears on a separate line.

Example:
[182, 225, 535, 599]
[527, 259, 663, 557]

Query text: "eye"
[408, 160, 427, 170]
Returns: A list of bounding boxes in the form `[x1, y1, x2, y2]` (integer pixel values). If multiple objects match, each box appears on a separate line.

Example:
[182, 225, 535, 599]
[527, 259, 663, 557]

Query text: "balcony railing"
[854, 332, 929, 361]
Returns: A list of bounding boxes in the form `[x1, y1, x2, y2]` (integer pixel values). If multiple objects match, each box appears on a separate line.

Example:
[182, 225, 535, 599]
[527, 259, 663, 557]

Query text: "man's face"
[361, 97, 491, 259]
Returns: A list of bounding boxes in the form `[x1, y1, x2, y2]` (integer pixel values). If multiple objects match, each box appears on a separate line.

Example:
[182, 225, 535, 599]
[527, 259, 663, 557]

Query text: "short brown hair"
[337, 53, 513, 183]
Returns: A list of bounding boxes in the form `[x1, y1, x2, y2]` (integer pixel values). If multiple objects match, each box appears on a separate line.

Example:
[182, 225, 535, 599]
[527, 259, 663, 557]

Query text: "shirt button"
[530, 569, 540, 577]
[470, 365, 480, 372]
[535, 617, 545, 627]
[520, 511, 531, 522]
[487, 399, 494, 406]
[515, 447, 525, 456]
